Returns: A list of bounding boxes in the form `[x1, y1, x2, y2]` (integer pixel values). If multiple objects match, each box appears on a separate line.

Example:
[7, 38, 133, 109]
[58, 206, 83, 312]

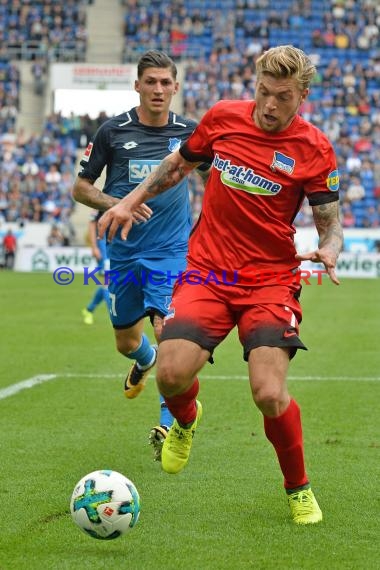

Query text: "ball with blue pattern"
[70, 469, 140, 539]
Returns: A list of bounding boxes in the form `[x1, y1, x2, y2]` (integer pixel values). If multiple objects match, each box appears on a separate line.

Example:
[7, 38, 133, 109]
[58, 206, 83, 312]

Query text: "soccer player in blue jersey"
[72, 50, 209, 461]
[82, 210, 110, 325]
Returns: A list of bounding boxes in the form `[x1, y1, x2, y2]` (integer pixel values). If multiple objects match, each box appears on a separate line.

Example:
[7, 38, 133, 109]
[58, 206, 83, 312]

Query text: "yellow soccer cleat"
[162, 400, 202, 474]
[82, 308, 94, 325]
[124, 346, 157, 399]
[287, 488, 323, 525]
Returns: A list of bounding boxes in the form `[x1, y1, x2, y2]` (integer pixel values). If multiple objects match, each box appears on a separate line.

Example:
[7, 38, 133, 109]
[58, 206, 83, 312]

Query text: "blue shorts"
[107, 257, 187, 329]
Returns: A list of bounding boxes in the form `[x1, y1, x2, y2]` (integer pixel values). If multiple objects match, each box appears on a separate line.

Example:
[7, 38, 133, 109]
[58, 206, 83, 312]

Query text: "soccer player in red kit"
[99, 45, 343, 525]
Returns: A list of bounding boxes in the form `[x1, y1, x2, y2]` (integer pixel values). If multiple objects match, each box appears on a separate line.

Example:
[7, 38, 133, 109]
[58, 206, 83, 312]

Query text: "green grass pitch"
[0, 272, 379, 569]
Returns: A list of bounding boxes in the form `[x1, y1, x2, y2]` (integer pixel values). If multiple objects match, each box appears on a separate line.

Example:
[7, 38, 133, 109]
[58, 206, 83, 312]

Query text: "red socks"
[264, 399, 309, 490]
[165, 387, 308, 489]
[164, 377, 200, 426]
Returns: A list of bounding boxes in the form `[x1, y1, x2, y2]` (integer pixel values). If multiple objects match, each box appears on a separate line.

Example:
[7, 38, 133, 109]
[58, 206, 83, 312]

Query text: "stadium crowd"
[0, 110, 108, 242]
[0, 60, 19, 135]
[0, 0, 379, 240]
[121, 0, 380, 229]
[0, 0, 89, 63]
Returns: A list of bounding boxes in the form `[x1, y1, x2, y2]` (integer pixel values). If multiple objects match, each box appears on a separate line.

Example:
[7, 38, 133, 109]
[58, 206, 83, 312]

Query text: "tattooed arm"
[72, 176, 153, 224]
[98, 150, 201, 241]
[72, 176, 120, 211]
[296, 201, 343, 285]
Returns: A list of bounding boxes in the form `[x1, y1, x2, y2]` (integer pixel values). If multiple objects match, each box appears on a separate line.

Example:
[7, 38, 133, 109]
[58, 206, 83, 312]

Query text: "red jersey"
[180, 100, 339, 281]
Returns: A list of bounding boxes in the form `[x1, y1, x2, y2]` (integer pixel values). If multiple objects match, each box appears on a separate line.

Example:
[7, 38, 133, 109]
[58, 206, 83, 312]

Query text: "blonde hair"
[255, 45, 316, 90]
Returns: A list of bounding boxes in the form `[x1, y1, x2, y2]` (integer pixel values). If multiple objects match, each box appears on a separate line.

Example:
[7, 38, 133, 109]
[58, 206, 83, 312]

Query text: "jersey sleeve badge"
[326, 170, 339, 191]
[82, 142, 93, 162]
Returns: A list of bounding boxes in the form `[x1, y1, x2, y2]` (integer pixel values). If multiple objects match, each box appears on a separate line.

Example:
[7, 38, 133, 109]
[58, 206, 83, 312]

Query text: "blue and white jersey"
[78, 108, 198, 263]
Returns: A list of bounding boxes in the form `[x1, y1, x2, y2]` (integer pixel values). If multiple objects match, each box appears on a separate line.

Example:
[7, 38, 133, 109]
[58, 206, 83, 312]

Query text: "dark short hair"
[137, 50, 177, 80]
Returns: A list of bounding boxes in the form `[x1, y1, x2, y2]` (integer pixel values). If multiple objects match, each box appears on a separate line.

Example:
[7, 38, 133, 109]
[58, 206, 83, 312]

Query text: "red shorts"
[161, 270, 306, 361]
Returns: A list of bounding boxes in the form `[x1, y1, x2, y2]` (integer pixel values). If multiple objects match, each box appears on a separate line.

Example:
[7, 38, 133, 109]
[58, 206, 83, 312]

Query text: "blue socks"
[127, 334, 156, 369]
[159, 394, 174, 428]
[87, 286, 109, 312]
[127, 336, 172, 428]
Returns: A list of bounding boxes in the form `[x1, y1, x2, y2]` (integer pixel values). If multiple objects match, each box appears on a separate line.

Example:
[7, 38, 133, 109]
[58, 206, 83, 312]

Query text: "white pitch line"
[0, 374, 57, 400]
[172, 374, 380, 382]
[0, 372, 379, 402]
[38, 373, 380, 381]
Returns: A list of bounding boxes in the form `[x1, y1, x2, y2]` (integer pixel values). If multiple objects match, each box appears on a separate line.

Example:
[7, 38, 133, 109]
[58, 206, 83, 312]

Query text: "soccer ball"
[70, 469, 140, 540]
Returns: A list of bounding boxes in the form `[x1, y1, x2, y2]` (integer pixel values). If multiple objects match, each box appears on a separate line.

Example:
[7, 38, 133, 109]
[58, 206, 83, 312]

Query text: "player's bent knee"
[156, 362, 180, 389]
[252, 386, 287, 414]
[156, 361, 193, 396]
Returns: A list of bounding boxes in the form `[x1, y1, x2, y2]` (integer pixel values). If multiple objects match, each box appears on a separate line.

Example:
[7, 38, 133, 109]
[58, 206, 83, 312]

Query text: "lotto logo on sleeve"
[326, 170, 339, 192]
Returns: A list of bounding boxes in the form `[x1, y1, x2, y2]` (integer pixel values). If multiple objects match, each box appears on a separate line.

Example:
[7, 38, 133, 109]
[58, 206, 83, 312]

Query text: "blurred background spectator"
[2, 228, 17, 269]
[47, 223, 65, 247]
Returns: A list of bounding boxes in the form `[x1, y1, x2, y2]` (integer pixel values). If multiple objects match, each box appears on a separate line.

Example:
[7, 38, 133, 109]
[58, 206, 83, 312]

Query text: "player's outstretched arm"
[98, 150, 200, 241]
[295, 201, 343, 285]
[72, 176, 152, 224]
[72, 176, 119, 211]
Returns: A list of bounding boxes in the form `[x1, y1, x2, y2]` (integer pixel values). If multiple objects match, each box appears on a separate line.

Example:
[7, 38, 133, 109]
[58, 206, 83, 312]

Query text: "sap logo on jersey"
[129, 160, 161, 183]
